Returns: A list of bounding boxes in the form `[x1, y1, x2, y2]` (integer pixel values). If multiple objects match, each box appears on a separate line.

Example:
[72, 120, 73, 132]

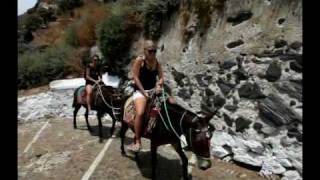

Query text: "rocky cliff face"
[129, 0, 302, 179]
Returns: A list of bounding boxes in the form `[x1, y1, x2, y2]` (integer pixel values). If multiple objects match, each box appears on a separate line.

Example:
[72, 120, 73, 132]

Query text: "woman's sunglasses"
[148, 49, 157, 54]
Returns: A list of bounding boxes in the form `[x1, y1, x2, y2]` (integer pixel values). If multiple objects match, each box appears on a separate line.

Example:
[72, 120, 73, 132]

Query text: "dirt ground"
[18, 116, 274, 180]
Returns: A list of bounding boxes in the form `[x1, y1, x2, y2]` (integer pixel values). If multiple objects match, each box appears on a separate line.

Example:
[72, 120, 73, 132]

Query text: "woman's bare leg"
[86, 85, 93, 112]
[134, 97, 147, 146]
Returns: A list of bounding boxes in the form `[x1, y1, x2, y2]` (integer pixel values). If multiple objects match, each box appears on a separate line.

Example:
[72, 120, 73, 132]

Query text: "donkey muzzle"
[197, 157, 212, 170]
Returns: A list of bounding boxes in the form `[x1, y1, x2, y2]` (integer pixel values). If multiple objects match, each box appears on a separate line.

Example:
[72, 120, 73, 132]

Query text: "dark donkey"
[120, 94, 215, 180]
[72, 82, 125, 142]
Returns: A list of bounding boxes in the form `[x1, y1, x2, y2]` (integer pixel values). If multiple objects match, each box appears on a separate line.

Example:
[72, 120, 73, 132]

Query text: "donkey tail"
[72, 87, 79, 107]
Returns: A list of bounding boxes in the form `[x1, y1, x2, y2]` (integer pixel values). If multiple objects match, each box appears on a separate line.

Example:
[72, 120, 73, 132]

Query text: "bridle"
[94, 83, 121, 120]
[154, 88, 212, 151]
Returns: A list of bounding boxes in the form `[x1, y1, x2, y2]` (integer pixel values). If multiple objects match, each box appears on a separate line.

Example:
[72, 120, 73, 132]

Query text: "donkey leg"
[97, 111, 104, 143]
[85, 108, 92, 132]
[73, 105, 81, 129]
[109, 111, 117, 137]
[120, 121, 128, 156]
[151, 141, 159, 180]
[172, 143, 189, 180]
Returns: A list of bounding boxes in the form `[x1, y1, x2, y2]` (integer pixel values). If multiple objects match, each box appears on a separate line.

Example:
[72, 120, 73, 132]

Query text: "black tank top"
[137, 59, 158, 90]
[85, 65, 100, 81]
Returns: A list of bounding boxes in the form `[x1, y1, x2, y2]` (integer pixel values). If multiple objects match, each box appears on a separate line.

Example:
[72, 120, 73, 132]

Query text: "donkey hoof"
[121, 151, 127, 157]
[73, 125, 77, 129]
[99, 138, 103, 143]
[88, 127, 93, 132]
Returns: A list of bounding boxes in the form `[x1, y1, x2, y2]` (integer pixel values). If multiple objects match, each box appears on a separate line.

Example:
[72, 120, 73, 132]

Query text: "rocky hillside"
[18, 0, 302, 179]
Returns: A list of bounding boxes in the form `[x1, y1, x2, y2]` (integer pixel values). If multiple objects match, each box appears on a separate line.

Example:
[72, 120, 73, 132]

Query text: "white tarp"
[49, 72, 120, 90]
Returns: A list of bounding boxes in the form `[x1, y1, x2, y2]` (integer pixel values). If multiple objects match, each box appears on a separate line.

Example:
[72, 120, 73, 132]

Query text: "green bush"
[58, 0, 83, 14]
[24, 14, 43, 31]
[18, 45, 72, 89]
[97, 15, 128, 74]
[65, 22, 80, 47]
[96, 1, 142, 75]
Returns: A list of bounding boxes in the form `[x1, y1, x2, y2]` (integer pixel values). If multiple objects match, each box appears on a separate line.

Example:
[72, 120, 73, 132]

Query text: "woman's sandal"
[127, 143, 141, 152]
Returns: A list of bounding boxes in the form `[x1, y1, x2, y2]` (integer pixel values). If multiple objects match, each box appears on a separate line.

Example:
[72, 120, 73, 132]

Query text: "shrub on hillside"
[58, 0, 84, 14]
[24, 14, 43, 31]
[96, 2, 142, 75]
[18, 45, 72, 89]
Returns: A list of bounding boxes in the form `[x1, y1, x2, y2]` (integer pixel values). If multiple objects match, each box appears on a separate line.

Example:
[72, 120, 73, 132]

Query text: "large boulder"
[274, 81, 302, 102]
[217, 79, 235, 96]
[238, 82, 266, 99]
[258, 94, 302, 126]
[235, 117, 252, 133]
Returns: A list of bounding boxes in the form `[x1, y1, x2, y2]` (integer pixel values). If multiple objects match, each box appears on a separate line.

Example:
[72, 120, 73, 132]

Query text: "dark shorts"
[85, 80, 95, 86]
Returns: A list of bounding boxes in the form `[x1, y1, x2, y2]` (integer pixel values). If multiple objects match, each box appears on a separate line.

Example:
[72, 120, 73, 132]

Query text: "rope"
[160, 87, 188, 146]
[95, 83, 121, 120]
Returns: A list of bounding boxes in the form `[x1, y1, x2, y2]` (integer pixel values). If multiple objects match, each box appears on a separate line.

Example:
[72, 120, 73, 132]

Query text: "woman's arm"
[132, 57, 148, 97]
[156, 61, 164, 87]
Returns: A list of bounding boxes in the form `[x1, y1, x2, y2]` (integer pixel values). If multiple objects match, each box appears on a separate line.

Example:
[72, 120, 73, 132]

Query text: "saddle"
[76, 85, 98, 106]
[123, 95, 161, 137]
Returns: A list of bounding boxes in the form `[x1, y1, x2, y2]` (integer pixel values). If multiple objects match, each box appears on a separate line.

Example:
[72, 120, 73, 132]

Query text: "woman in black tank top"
[85, 55, 102, 114]
[127, 40, 164, 152]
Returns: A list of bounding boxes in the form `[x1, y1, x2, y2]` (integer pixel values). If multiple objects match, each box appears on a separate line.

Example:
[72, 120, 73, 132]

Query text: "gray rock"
[274, 39, 287, 48]
[265, 61, 282, 82]
[289, 41, 302, 50]
[227, 11, 253, 26]
[258, 93, 302, 126]
[171, 67, 186, 86]
[238, 82, 266, 99]
[253, 122, 263, 132]
[223, 113, 233, 127]
[260, 157, 286, 175]
[205, 88, 215, 96]
[213, 94, 226, 108]
[211, 131, 236, 147]
[235, 117, 252, 133]
[290, 61, 302, 73]
[222, 59, 237, 69]
[224, 105, 238, 112]
[194, 74, 210, 87]
[281, 170, 302, 180]
[211, 146, 231, 158]
[233, 149, 263, 167]
[233, 68, 249, 83]
[274, 81, 302, 102]
[243, 140, 264, 154]
[217, 79, 235, 96]
[177, 87, 193, 100]
[279, 53, 302, 63]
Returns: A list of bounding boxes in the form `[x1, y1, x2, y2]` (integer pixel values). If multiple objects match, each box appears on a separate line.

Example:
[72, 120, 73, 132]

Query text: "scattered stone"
[290, 61, 302, 73]
[224, 113, 233, 127]
[265, 61, 282, 82]
[238, 82, 266, 99]
[227, 11, 253, 26]
[289, 41, 302, 50]
[274, 39, 287, 48]
[235, 117, 252, 132]
[227, 40, 244, 49]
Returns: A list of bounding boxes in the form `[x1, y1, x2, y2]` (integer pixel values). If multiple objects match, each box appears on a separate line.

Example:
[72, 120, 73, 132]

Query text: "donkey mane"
[162, 100, 197, 118]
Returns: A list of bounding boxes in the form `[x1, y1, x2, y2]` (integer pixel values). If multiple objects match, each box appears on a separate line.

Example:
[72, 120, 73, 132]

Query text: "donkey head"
[188, 112, 215, 170]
